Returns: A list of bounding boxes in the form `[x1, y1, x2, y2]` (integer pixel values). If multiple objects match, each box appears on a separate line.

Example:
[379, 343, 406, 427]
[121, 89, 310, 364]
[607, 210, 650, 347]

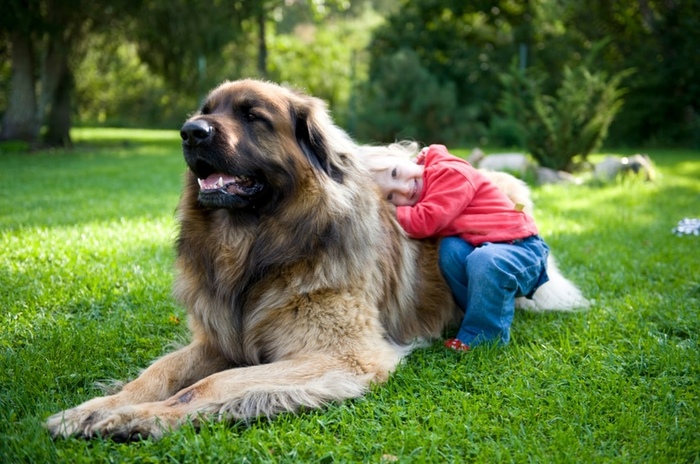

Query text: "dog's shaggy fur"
[47, 79, 588, 441]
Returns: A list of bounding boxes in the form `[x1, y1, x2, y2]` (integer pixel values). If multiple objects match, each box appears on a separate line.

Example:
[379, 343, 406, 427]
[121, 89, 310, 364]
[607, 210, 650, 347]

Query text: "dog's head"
[180, 79, 350, 213]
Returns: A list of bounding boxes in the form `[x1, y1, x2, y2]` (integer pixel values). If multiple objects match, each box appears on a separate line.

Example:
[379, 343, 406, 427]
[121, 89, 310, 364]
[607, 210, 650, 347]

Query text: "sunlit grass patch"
[1, 131, 698, 462]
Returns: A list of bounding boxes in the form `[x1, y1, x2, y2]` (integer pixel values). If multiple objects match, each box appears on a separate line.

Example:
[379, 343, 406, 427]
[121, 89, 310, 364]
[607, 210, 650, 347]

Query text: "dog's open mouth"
[185, 154, 268, 210]
[197, 173, 264, 197]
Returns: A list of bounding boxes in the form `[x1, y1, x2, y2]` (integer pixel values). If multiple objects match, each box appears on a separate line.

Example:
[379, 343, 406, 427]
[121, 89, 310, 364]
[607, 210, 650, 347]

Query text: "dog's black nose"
[181, 119, 213, 146]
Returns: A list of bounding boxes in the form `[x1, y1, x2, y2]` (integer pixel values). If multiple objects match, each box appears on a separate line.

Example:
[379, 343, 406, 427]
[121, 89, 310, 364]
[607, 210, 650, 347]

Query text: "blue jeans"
[438, 236, 550, 347]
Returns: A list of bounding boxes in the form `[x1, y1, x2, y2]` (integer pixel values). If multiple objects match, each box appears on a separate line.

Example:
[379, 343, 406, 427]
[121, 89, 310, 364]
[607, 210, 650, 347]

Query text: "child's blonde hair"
[358, 141, 421, 174]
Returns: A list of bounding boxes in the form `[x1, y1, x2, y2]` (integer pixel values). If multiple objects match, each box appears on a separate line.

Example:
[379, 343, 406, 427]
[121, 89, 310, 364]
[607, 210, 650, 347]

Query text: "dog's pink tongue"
[199, 173, 237, 190]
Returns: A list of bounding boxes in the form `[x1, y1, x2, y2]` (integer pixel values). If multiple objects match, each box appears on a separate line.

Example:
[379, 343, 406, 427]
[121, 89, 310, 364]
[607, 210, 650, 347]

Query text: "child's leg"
[437, 237, 477, 310]
[440, 236, 549, 347]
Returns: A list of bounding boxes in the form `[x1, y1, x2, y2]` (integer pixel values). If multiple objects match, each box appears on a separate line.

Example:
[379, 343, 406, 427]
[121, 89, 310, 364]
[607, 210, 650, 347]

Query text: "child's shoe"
[444, 338, 470, 352]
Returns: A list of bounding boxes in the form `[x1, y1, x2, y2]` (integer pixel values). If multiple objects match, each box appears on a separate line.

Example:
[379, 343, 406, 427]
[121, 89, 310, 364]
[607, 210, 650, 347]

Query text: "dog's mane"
[290, 94, 454, 344]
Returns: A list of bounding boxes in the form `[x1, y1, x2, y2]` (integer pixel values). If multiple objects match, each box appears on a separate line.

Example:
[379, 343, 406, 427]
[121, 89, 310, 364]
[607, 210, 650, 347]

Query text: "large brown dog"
[47, 79, 587, 441]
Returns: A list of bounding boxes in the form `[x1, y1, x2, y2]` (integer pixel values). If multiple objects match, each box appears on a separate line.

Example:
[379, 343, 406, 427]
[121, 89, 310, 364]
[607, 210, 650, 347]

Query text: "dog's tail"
[516, 255, 590, 311]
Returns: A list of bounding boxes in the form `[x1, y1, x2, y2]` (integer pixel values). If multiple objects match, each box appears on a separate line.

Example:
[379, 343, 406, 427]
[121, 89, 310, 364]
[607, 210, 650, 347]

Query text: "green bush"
[354, 48, 484, 145]
[498, 62, 631, 171]
[488, 115, 527, 148]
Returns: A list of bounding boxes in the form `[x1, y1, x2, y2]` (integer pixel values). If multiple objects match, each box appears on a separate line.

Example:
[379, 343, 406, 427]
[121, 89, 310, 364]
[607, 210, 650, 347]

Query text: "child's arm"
[396, 168, 475, 239]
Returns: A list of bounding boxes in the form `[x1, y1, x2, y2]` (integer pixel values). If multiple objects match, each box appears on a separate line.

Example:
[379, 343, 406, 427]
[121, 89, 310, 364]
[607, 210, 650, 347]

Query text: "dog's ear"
[291, 97, 344, 184]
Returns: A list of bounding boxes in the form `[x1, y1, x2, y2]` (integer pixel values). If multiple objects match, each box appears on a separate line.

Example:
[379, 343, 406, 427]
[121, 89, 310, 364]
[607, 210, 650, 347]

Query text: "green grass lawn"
[1, 129, 698, 463]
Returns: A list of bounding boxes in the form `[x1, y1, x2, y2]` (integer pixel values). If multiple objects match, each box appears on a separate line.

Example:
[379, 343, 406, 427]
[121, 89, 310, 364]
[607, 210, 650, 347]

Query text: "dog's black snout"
[180, 119, 213, 146]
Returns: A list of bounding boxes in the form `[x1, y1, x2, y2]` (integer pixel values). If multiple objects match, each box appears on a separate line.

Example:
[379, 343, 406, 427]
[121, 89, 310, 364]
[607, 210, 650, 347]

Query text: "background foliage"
[354, 48, 479, 144]
[1, 0, 698, 150]
[361, 0, 699, 148]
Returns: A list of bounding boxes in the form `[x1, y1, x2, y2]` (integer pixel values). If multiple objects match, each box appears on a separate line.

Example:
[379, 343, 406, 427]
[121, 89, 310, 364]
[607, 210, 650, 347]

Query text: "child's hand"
[414, 147, 428, 165]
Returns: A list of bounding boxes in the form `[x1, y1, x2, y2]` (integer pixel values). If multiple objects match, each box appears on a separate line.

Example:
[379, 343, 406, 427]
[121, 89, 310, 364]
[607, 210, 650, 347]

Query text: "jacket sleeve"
[395, 167, 475, 239]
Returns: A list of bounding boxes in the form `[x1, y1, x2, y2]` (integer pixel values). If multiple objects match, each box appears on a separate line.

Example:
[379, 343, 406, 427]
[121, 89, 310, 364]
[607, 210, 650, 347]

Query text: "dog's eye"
[200, 105, 211, 115]
[246, 111, 271, 128]
[247, 111, 268, 122]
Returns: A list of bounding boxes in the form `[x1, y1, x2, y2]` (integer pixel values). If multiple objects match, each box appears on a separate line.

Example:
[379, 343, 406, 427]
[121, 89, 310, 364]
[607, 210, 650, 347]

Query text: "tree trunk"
[1, 31, 39, 143]
[43, 68, 73, 148]
[40, 30, 73, 148]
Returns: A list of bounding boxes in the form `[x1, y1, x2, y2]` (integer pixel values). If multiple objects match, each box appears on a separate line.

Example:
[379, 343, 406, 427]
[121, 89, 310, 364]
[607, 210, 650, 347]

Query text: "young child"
[361, 143, 550, 351]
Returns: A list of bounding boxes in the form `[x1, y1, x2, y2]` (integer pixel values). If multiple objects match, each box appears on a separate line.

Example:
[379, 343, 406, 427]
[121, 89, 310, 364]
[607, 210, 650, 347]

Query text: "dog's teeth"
[197, 179, 204, 189]
[217, 177, 224, 188]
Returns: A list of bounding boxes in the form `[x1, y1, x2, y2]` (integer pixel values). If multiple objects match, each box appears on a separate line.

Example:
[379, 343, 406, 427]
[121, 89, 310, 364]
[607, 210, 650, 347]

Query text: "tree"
[0, 0, 140, 147]
[38, 1, 92, 147]
[69, 0, 383, 130]
[562, 0, 700, 146]
[361, 0, 554, 144]
[361, 0, 700, 148]
[131, 1, 251, 95]
[0, 0, 261, 147]
[0, 0, 41, 143]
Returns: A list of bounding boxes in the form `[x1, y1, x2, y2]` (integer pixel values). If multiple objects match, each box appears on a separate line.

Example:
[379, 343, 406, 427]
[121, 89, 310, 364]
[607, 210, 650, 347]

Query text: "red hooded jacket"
[395, 145, 539, 246]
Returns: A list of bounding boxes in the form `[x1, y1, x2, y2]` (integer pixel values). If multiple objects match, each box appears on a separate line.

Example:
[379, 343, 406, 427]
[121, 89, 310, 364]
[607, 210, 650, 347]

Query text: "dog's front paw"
[86, 403, 184, 441]
[46, 405, 108, 439]
[46, 394, 127, 439]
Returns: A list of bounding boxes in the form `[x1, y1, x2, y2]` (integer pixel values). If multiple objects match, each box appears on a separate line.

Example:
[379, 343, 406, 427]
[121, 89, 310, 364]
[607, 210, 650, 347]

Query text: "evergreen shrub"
[354, 48, 484, 145]
[497, 63, 632, 171]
